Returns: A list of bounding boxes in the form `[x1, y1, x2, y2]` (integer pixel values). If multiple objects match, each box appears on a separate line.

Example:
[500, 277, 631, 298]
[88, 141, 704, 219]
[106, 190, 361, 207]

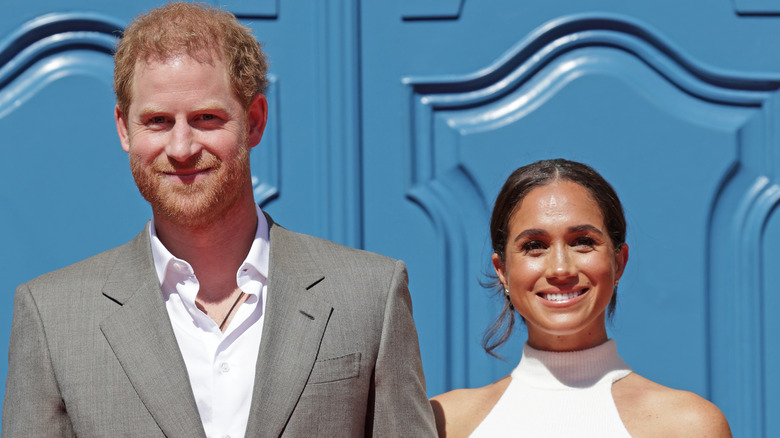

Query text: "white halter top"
[471, 339, 633, 437]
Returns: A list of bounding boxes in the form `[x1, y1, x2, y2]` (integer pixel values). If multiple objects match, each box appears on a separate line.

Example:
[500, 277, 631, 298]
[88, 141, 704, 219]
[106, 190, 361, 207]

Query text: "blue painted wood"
[216, 0, 278, 19]
[0, 13, 122, 117]
[361, 4, 780, 436]
[311, 0, 363, 248]
[763, 197, 780, 437]
[400, 14, 774, 401]
[237, 0, 362, 248]
[710, 173, 777, 438]
[401, 0, 464, 20]
[2, 1, 780, 436]
[734, 0, 780, 15]
[0, 11, 140, 417]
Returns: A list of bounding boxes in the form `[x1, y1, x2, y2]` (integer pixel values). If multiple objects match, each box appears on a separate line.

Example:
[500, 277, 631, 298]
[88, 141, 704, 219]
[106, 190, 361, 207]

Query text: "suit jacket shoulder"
[253, 216, 437, 437]
[4, 224, 205, 437]
[23, 227, 149, 304]
[269, 219, 397, 272]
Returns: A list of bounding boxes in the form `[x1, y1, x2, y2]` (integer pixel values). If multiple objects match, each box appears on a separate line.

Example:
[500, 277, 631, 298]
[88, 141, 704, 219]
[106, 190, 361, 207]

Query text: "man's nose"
[165, 120, 201, 162]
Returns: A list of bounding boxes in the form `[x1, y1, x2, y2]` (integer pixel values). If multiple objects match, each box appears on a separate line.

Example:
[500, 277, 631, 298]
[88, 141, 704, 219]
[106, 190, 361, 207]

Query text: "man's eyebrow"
[136, 105, 167, 118]
[134, 103, 231, 120]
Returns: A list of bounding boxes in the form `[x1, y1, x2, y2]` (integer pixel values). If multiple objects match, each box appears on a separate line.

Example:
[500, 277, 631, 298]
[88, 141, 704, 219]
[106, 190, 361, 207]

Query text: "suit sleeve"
[367, 260, 437, 436]
[3, 283, 75, 437]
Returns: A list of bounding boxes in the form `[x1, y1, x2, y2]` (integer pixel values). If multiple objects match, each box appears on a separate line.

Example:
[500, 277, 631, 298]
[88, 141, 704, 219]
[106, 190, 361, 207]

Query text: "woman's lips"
[537, 288, 588, 302]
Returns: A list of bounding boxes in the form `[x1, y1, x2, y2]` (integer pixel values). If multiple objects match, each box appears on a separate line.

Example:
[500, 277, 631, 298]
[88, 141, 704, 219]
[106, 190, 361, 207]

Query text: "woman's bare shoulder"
[613, 373, 731, 438]
[430, 376, 511, 438]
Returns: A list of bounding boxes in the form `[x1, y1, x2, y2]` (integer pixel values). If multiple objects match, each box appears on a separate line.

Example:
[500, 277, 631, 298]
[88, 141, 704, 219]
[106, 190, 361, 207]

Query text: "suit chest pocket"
[308, 352, 361, 384]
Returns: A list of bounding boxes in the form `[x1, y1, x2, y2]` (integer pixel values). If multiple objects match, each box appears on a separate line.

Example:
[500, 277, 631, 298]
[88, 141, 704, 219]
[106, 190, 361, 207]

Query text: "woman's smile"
[493, 180, 628, 352]
[537, 287, 588, 303]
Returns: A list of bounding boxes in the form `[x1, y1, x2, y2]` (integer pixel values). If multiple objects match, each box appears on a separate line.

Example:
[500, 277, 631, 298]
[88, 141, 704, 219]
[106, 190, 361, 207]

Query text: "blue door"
[1, 1, 778, 436]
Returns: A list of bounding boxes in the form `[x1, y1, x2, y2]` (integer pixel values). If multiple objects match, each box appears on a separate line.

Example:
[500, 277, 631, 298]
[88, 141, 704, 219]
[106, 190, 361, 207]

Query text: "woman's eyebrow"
[568, 224, 604, 236]
[513, 228, 548, 243]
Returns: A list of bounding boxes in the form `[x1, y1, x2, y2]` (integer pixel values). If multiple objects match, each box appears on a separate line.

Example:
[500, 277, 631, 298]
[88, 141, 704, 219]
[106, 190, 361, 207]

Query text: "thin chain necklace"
[219, 291, 245, 331]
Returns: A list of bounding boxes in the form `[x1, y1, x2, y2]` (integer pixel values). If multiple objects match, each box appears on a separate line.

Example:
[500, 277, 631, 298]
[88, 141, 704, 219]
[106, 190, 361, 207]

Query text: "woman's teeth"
[543, 290, 585, 301]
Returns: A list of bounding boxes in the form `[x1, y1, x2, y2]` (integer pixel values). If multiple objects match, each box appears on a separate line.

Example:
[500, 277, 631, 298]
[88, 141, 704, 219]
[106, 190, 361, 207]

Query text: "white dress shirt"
[149, 205, 269, 438]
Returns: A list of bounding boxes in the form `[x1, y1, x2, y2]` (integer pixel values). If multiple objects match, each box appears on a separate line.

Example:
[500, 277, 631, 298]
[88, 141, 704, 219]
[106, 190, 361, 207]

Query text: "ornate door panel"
[2, 0, 779, 436]
[0, 0, 363, 416]
[360, 2, 780, 436]
[0, 5, 149, 418]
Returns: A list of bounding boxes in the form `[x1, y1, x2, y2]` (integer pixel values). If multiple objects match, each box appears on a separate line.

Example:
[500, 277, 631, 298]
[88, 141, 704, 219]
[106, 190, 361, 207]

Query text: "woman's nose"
[546, 245, 576, 281]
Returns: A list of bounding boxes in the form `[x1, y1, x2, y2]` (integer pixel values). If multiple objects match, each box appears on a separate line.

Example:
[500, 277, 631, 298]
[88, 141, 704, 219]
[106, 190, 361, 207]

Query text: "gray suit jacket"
[3, 215, 436, 437]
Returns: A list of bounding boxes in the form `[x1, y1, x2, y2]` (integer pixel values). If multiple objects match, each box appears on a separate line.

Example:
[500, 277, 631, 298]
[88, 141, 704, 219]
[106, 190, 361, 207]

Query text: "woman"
[431, 159, 731, 437]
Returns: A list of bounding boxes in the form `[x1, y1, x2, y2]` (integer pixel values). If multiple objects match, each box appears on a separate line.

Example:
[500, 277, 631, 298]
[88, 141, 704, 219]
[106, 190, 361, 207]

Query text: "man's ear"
[492, 253, 508, 290]
[115, 104, 131, 153]
[247, 94, 268, 148]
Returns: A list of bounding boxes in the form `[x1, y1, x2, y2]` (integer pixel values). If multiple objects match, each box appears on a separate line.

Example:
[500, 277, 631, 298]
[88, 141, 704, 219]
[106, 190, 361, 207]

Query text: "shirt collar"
[149, 204, 270, 296]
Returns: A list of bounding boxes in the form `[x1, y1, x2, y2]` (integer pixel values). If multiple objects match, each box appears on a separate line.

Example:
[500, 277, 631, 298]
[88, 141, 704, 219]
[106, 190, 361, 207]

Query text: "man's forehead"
[135, 50, 221, 70]
[129, 51, 228, 93]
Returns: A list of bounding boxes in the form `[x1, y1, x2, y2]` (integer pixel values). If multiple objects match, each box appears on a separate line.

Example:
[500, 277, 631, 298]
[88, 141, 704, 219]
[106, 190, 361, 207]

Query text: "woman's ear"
[614, 243, 629, 281]
[492, 253, 507, 289]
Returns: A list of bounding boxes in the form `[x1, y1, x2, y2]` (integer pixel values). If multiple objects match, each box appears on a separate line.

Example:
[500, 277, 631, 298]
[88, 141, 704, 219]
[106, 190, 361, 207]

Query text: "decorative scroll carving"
[0, 13, 122, 119]
[0, 12, 283, 209]
[403, 13, 780, 436]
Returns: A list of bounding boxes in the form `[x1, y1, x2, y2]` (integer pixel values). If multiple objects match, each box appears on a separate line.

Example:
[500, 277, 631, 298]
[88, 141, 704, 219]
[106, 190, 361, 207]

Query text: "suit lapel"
[245, 216, 332, 437]
[100, 226, 206, 438]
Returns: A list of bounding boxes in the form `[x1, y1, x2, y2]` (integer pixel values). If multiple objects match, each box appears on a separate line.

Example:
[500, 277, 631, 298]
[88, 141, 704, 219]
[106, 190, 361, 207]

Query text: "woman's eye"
[521, 240, 546, 253]
[572, 236, 596, 248]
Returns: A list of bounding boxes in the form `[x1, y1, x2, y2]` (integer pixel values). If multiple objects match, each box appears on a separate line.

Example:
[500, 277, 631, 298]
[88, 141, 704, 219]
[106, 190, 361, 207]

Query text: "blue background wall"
[2, 1, 779, 435]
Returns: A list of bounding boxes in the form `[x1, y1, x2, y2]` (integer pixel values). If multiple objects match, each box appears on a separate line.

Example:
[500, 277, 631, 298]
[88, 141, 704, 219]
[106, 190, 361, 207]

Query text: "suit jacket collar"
[100, 216, 333, 438]
[100, 223, 207, 437]
[244, 213, 333, 437]
[100, 214, 333, 437]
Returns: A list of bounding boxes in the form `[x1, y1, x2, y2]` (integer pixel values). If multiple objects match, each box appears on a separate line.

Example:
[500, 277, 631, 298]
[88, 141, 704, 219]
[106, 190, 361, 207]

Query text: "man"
[2, 3, 436, 437]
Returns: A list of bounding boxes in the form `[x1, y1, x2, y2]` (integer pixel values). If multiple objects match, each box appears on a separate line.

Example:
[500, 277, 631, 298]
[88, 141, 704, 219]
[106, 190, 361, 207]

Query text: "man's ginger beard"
[129, 138, 251, 229]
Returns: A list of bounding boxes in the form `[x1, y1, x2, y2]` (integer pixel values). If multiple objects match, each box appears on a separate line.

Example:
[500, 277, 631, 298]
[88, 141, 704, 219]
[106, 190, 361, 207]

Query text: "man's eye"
[201, 114, 215, 121]
[150, 116, 166, 124]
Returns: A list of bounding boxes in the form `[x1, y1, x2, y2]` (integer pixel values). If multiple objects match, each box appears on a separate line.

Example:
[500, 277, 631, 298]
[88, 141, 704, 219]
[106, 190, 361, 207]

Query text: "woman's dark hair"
[483, 159, 627, 357]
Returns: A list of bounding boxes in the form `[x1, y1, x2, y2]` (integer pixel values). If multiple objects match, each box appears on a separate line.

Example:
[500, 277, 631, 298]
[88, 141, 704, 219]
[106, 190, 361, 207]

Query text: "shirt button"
[220, 362, 231, 373]
[222, 435, 231, 438]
